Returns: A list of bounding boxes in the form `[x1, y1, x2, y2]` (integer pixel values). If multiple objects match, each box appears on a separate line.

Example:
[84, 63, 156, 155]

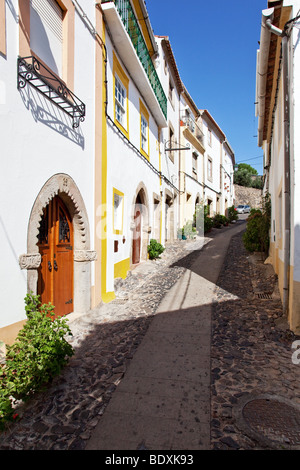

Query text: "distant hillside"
[234, 184, 263, 209]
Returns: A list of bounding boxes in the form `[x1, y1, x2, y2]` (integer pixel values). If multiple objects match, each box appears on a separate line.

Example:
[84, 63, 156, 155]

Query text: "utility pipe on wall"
[264, 17, 291, 315]
[256, 8, 274, 148]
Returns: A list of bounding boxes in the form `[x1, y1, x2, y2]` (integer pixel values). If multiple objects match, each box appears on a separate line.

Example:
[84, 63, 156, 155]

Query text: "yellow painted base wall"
[269, 242, 284, 301]
[269, 242, 300, 334]
[114, 258, 130, 280]
[289, 275, 300, 335]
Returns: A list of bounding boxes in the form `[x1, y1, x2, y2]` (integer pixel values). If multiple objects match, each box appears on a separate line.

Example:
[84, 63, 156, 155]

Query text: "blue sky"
[146, 0, 267, 174]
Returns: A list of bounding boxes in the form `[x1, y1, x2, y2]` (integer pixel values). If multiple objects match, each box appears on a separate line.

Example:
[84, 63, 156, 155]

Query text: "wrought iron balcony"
[180, 112, 205, 147]
[17, 56, 86, 129]
[102, 0, 167, 120]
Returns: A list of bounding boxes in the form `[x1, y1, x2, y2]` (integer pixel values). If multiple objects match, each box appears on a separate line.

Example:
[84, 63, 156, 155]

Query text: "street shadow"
[169, 220, 247, 297]
[0, 223, 292, 450]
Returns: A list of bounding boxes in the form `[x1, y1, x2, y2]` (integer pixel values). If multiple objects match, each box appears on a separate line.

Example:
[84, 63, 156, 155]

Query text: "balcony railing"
[18, 56, 86, 129]
[180, 113, 204, 146]
[102, 0, 167, 119]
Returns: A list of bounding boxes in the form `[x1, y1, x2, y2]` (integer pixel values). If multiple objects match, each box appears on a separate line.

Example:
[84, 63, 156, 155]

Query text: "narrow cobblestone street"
[212, 231, 300, 449]
[0, 220, 300, 451]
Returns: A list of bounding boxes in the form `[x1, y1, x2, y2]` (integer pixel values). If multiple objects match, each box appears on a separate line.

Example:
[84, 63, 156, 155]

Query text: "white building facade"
[179, 87, 205, 229]
[100, 1, 181, 300]
[222, 140, 235, 215]
[154, 36, 181, 244]
[200, 109, 225, 215]
[0, 0, 237, 345]
[0, 0, 100, 343]
[256, 0, 300, 333]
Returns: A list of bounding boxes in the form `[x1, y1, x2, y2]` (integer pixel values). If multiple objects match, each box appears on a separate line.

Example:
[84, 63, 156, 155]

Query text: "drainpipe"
[265, 17, 291, 315]
[257, 9, 274, 148]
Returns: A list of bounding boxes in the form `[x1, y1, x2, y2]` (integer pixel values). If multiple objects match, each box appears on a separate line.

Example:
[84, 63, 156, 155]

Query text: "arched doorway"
[25, 173, 96, 315]
[132, 193, 142, 265]
[37, 195, 73, 318]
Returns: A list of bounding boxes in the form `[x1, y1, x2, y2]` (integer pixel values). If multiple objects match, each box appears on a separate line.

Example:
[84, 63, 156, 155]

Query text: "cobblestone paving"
[211, 231, 300, 450]
[0, 236, 208, 450]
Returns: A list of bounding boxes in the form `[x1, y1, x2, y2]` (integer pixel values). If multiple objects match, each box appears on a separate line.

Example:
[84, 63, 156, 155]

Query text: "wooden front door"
[37, 196, 73, 318]
[132, 203, 141, 265]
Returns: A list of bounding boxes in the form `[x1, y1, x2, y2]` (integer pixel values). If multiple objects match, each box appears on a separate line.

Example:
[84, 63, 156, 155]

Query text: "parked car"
[235, 205, 251, 214]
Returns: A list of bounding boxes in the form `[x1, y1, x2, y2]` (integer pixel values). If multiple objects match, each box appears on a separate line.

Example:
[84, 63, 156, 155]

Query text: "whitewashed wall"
[0, 1, 96, 329]
[104, 33, 162, 292]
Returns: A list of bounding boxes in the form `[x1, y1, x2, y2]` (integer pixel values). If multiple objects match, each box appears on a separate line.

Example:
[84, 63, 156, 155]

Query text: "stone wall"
[234, 184, 263, 209]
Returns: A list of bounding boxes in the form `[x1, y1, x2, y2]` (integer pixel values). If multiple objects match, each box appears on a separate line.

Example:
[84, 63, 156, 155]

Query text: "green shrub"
[147, 239, 165, 259]
[243, 193, 271, 253]
[212, 213, 225, 228]
[183, 221, 195, 239]
[228, 205, 238, 222]
[249, 208, 262, 216]
[0, 387, 14, 431]
[242, 212, 264, 252]
[204, 215, 213, 233]
[0, 293, 74, 429]
[202, 205, 213, 233]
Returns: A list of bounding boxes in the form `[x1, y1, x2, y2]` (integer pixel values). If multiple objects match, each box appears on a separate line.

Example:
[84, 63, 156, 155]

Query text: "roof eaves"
[200, 109, 226, 141]
[159, 36, 183, 94]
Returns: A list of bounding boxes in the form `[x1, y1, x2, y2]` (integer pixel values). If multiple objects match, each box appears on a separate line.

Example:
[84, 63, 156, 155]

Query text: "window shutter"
[30, 0, 63, 76]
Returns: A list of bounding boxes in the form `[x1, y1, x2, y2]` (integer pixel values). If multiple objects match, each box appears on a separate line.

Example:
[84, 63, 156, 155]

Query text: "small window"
[192, 152, 198, 176]
[141, 115, 148, 151]
[113, 52, 129, 137]
[168, 125, 175, 162]
[115, 75, 126, 126]
[30, 0, 63, 76]
[207, 157, 213, 182]
[113, 189, 124, 234]
[169, 80, 174, 105]
[208, 129, 212, 146]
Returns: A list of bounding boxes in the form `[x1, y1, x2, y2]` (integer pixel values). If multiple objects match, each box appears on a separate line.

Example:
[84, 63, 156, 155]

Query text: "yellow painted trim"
[140, 99, 150, 161]
[290, 271, 300, 335]
[102, 291, 116, 303]
[114, 258, 130, 280]
[101, 21, 115, 304]
[158, 128, 162, 244]
[113, 52, 129, 139]
[113, 187, 124, 235]
[131, 0, 155, 57]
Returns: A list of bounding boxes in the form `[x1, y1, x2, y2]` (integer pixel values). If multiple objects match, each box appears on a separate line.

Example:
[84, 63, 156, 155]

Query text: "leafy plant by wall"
[147, 239, 165, 259]
[242, 193, 271, 253]
[228, 205, 238, 222]
[0, 293, 74, 430]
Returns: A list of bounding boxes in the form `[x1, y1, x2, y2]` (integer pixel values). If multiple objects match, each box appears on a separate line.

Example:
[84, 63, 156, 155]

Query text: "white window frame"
[208, 157, 213, 182]
[115, 74, 126, 127]
[141, 113, 148, 152]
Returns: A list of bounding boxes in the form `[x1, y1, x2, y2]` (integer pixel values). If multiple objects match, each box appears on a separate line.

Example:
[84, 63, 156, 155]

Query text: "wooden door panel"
[37, 196, 73, 318]
[37, 248, 52, 306]
[132, 207, 141, 264]
[54, 250, 73, 316]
